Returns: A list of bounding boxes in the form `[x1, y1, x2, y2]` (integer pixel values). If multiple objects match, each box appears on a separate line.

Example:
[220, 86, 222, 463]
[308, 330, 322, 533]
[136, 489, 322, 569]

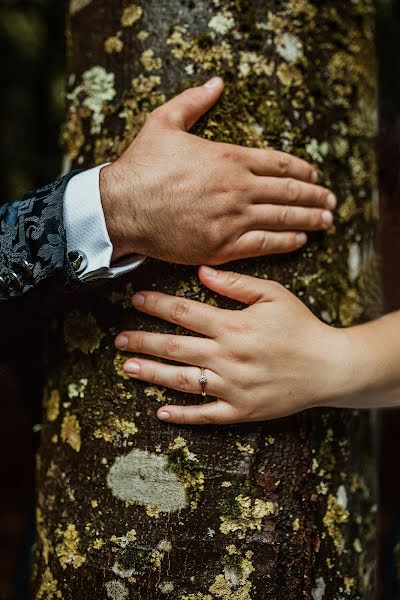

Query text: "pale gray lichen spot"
[68, 66, 116, 134]
[69, 0, 92, 15]
[348, 243, 361, 282]
[312, 577, 326, 600]
[276, 33, 303, 63]
[159, 581, 175, 594]
[208, 12, 235, 35]
[107, 449, 188, 512]
[105, 579, 129, 600]
[336, 485, 348, 510]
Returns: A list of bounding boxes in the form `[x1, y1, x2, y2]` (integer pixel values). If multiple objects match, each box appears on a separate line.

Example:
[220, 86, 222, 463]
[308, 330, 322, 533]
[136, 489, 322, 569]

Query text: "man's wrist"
[99, 163, 132, 263]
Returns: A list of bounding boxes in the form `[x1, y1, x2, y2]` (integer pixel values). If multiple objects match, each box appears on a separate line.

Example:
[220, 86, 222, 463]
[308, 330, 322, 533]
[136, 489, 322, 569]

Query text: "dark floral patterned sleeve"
[0, 171, 81, 301]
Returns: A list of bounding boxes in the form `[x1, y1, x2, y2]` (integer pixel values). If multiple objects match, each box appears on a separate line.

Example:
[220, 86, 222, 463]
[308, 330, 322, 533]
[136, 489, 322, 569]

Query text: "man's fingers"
[199, 266, 285, 305]
[251, 177, 336, 210]
[243, 148, 318, 183]
[157, 400, 237, 426]
[131, 291, 222, 336]
[248, 205, 333, 231]
[123, 359, 224, 396]
[115, 331, 216, 366]
[225, 230, 307, 261]
[154, 77, 224, 131]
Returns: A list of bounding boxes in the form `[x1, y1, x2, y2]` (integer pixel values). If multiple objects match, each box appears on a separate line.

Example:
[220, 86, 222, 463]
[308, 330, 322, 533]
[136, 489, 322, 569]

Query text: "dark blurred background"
[0, 1, 65, 598]
[0, 1, 400, 598]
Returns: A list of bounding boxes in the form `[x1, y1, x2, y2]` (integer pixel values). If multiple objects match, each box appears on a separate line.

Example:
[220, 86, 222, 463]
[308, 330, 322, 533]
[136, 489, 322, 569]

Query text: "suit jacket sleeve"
[0, 171, 83, 357]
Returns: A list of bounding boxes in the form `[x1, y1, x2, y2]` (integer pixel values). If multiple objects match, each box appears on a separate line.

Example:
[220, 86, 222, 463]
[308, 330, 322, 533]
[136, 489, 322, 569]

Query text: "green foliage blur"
[0, 0, 66, 201]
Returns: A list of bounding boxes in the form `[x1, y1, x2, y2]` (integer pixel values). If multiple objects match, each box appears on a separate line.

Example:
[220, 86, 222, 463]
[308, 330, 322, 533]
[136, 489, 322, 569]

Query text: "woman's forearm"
[332, 311, 400, 408]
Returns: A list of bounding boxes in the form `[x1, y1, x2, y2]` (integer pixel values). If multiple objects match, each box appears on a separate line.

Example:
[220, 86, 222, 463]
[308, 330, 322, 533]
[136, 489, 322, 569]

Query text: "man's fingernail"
[124, 361, 140, 375]
[202, 266, 218, 277]
[311, 170, 318, 183]
[204, 77, 222, 89]
[322, 210, 333, 225]
[132, 293, 145, 307]
[115, 334, 128, 349]
[296, 233, 307, 245]
[158, 411, 170, 421]
[327, 194, 337, 210]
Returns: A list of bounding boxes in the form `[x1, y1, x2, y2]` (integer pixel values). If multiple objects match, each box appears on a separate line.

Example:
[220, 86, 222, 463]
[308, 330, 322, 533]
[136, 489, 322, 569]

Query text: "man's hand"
[100, 77, 336, 265]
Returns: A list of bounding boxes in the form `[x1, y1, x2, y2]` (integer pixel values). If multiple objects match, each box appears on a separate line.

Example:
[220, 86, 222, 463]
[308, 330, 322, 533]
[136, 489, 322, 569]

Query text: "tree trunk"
[32, 1, 380, 598]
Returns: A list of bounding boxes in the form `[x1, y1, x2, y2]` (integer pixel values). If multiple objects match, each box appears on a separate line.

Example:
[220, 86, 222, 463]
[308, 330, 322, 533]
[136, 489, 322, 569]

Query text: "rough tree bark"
[32, 1, 381, 598]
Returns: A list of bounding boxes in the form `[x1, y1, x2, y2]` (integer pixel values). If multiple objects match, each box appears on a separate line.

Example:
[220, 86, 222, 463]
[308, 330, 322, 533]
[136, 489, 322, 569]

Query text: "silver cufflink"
[68, 250, 88, 274]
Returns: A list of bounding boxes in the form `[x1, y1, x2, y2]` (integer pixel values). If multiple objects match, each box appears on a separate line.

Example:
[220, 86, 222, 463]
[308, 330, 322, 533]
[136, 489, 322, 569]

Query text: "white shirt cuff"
[63, 164, 145, 281]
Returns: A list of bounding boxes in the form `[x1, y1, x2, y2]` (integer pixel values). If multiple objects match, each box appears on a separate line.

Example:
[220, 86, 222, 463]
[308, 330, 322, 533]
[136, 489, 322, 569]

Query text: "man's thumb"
[159, 77, 224, 131]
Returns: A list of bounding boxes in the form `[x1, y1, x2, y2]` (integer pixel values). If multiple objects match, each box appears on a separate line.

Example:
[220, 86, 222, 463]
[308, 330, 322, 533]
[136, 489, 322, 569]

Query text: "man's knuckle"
[277, 154, 290, 176]
[133, 332, 145, 353]
[278, 205, 290, 226]
[286, 178, 300, 202]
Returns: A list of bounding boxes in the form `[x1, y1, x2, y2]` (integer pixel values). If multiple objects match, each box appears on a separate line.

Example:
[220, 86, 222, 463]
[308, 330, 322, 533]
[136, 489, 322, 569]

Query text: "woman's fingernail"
[132, 293, 145, 307]
[115, 334, 128, 349]
[296, 233, 307, 245]
[158, 411, 170, 421]
[204, 76, 222, 89]
[124, 361, 140, 375]
[322, 210, 333, 226]
[202, 266, 218, 277]
[327, 194, 337, 210]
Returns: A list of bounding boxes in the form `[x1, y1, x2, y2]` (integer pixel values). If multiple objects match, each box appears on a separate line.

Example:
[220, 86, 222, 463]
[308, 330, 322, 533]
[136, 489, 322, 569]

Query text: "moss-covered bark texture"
[32, 1, 381, 598]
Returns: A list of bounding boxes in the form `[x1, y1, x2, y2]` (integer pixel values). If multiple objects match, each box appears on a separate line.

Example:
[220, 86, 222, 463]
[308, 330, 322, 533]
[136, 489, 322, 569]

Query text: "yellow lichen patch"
[56, 523, 86, 569]
[113, 352, 131, 380]
[286, 0, 317, 19]
[36, 567, 62, 599]
[46, 389, 60, 422]
[323, 494, 350, 554]
[238, 51, 274, 79]
[121, 4, 143, 27]
[339, 289, 363, 327]
[61, 414, 81, 452]
[276, 62, 303, 88]
[235, 442, 255, 455]
[93, 416, 138, 443]
[91, 499, 98, 508]
[105, 36, 123, 54]
[140, 49, 162, 71]
[68, 378, 88, 399]
[146, 505, 161, 518]
[208, 11, 235, 35]
[144, 385, 168, 403]
[220, 495, 274, 539]
[167, 26, 233, 70]
[344, 577, 355, 594]
[338, 195, 357, 222]
[36, 507, 52, 566]
[61, 109, 84, 160]
[132, 74, 161, 94]
[92, 538, 104, 550]
[137, 30, 149, 41]
[292, 517, 300, 532]
[64, 310, 105, 354]
[266, 436, 275, 445]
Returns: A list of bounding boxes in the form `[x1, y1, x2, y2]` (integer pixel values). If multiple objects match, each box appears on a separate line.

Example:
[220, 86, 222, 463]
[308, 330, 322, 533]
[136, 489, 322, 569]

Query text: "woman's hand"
[115, 267, 351, 425]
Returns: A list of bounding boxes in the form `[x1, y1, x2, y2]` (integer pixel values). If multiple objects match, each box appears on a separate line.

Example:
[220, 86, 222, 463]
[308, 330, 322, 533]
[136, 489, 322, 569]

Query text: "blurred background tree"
[0, 1, 65, 598]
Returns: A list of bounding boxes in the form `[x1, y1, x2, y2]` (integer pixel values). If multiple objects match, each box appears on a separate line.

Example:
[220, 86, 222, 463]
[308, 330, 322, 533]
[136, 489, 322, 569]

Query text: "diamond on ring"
[199, 368, 207, 397]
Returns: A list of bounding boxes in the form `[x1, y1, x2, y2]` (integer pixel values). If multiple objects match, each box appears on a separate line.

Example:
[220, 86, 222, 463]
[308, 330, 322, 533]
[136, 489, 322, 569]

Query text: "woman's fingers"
[241, 147, 318, 183]
[252, 176, 336, 210]
[249, 204, 333, 231]
[115, 331, 216, 366]
[132, 291, 223, 336]
[123, 359, 224, 397]
[157, 399, 237, 426]
[199, 266, 285, 304]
